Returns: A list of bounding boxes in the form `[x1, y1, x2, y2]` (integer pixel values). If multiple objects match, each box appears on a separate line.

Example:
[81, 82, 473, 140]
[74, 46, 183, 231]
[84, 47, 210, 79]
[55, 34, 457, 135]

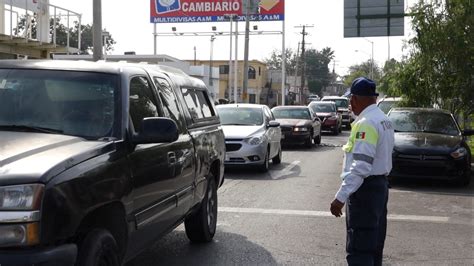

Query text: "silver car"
[216, 104, 282, 172]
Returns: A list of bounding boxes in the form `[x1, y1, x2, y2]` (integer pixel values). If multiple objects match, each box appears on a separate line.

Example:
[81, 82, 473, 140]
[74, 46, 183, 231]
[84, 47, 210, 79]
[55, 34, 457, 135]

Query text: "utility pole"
[92, 0, 103, 61]
[295, 25, 313, 104]
[242, 0, 251, 103]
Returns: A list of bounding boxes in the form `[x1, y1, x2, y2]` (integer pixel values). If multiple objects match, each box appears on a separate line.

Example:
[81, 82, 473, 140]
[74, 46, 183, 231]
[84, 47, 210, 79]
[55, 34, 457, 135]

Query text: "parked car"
[215, 104, 282, 172]
[306, 94, 320, 104]
[0, 60, 226, 265]
[308, 101, 342, 135]
[321, 96, 352, 128]
[377, 96, 402, 114]
[271, 105, 322, 148]
[388, 108, 473, 186]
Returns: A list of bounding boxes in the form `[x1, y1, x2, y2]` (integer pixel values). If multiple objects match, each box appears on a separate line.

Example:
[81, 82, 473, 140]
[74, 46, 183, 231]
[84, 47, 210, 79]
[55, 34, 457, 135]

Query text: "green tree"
[386, 0, 473, 115]
[343, 59, 382, 87]
[14, 16, 116, 54]
[305, 47, 335, 95]
[263, 48, 298, 75]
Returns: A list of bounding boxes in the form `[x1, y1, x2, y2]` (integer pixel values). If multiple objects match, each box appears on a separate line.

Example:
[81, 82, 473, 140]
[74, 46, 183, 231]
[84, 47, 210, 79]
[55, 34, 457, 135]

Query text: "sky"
[50, 0, 416, 76]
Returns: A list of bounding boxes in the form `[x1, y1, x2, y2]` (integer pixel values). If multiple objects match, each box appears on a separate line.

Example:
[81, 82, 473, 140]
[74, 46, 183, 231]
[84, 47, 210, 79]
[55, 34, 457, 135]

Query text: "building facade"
[190, 59, 268, 104]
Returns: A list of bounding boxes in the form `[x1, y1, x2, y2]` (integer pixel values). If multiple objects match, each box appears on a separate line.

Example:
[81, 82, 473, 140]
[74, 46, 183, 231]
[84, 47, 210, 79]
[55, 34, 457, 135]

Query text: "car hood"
[394, 132, 462, 155]
[221, 125, 265, 139]
[0, 131, 115, 186]
[276, 119, 310, 127]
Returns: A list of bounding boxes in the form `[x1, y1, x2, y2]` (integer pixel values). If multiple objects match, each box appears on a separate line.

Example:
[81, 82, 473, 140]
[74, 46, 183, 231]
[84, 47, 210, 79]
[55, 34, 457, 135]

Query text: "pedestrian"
[330, 77, 395, 265]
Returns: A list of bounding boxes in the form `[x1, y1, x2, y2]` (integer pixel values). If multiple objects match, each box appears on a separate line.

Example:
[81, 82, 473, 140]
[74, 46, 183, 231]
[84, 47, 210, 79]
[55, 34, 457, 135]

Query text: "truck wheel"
[77, 229, 120, 266]
[185, 176, 217, 243]
[454, 170, 471, 186]
[272, 145, 282, 164]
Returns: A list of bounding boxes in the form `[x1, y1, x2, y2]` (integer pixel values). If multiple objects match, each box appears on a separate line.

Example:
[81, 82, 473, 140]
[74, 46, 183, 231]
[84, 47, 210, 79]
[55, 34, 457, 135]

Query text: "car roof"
[377, 97, 402, 103]
[272, 105, 309, 109]
[321, 96, 348, 100]
[309, 101, 335, 105]
[0, 59, 188, 77]
[389, 107, 453, 115]
[216, 103, 266, 109]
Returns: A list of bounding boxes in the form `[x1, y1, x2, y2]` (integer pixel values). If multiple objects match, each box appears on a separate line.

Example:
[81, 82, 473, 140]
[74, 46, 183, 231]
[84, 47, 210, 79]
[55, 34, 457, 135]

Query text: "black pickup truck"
[0, 60, 225, 265]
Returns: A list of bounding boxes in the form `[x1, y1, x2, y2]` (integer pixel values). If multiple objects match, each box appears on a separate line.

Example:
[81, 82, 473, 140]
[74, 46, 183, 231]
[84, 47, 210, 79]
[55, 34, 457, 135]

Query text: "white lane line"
[219, 207, 452, 224]
[269, 160, 300, 180]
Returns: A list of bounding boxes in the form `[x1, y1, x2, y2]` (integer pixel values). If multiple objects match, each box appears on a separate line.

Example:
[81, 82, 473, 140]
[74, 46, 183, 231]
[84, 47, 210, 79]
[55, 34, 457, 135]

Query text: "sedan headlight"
[450, 147, 467, 159]
[245, 135, 265, 145]
[0, 184, 44, 210]
[293, 127, 308, 132]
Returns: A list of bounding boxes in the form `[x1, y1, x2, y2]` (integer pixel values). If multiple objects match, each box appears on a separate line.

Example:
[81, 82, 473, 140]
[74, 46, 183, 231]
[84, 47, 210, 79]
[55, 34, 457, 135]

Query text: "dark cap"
[350, 77, 379, 97]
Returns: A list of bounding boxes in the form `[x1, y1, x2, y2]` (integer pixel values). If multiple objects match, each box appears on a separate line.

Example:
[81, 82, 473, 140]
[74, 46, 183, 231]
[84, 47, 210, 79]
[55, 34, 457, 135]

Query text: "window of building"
[259, 67, 261, 76]
[219, 65, 229, 74]
[248, 66, 256, 79]
[249, 94, 256, 103]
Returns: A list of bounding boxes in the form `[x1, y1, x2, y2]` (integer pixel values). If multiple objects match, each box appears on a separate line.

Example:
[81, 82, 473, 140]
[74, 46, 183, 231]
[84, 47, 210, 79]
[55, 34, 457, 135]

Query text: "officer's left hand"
[330, 199, 345, 217]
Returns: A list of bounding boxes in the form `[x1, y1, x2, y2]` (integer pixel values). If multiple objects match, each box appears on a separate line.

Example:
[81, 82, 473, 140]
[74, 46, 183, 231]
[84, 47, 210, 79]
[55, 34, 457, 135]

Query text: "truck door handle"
[168, 152, 176, 164]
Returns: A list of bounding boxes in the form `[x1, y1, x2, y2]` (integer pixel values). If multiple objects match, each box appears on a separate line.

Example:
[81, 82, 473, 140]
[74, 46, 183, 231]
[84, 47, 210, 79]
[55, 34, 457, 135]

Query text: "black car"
[272, 106, 322, 148]
[0, 60, 225, 265]
[388, 108, 473, 185]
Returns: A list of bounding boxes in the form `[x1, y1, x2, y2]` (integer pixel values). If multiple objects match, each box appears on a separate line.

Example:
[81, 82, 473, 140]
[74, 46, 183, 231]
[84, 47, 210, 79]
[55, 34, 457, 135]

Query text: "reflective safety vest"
[341, 104, 394, 179]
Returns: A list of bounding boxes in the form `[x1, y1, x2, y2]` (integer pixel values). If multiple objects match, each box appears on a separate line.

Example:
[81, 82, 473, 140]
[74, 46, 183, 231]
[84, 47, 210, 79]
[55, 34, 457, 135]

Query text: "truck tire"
[76, 229, 120, 266]
[185, 176, 217, 243]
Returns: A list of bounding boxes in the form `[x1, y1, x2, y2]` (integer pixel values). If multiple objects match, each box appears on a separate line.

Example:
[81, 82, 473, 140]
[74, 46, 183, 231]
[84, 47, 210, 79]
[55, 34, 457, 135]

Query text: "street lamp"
[354, 48, 373, 80]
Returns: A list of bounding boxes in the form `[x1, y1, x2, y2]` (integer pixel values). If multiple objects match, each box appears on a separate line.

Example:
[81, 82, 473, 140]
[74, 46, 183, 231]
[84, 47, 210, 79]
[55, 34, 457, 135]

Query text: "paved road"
[128, 131, 474, 265]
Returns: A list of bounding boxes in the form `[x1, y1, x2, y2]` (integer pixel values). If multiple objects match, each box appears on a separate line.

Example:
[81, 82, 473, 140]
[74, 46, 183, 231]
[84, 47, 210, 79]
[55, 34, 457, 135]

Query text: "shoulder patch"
[356, 132, 366, 139]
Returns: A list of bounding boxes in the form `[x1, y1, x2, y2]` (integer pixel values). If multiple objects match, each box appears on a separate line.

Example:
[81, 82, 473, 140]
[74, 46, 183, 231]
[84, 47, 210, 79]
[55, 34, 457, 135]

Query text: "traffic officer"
[330, 77, 394, 265]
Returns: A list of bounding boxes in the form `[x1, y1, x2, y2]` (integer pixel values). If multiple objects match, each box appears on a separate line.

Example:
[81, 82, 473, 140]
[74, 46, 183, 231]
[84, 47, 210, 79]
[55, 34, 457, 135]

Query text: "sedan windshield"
[388, 111, 460, 136]
[0, 69, 118, 139]
[217, 107, 263, 126]
[311, 104, 335, 113]
[273, 108, 311, 120]
[323, 99, 348, 108]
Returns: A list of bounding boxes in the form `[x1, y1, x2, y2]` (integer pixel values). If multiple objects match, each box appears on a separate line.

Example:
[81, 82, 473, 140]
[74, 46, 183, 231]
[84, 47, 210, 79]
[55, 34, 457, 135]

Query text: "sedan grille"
[280, 126, 293, 133]
[226, 143, 242, 152]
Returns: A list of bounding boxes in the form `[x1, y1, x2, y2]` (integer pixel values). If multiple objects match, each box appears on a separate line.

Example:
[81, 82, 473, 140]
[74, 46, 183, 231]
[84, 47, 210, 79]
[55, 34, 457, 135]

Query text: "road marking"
[219, 207, 453, 224]
[269, 160, 300, 180]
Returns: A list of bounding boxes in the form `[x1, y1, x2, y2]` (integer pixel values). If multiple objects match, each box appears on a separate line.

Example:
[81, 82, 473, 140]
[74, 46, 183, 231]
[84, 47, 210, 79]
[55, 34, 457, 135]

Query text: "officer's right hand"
[330, 199, 344, 217]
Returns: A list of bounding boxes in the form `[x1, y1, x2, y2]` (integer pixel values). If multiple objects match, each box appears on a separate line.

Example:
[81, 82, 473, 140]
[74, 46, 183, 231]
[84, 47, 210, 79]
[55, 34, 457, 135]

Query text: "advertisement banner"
[150, 0, 284, 23]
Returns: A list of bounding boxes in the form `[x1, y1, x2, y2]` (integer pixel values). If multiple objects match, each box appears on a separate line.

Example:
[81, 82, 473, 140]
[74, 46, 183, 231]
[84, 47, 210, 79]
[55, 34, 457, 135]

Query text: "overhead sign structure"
[344, 0, 404, 37]
[150, 0, 285, 23]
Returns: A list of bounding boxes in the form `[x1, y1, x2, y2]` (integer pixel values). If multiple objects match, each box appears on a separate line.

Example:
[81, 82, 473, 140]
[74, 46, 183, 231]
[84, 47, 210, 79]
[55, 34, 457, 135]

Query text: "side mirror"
[267, 121, 280, 128]
[463, 129, 474, 136]
[133, 117, 179, 144]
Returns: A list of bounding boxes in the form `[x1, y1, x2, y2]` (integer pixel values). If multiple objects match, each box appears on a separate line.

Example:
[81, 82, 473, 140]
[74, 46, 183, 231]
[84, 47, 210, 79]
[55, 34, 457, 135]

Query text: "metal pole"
[78, 15, 82, 51]
[234, 19, 239, 104]
[281, 18, 286, 106]
[92, 0, 103, 61]
[242, 0, 250, 103]
[209, 36, 215, 87]
[66, 11, 70, 55]
[228, 16, 235, 103]
[371, 41, 374, 80]
[53, 7, 56, 45]
[9, 0, 12, 39]
[153, 23, 157, 55]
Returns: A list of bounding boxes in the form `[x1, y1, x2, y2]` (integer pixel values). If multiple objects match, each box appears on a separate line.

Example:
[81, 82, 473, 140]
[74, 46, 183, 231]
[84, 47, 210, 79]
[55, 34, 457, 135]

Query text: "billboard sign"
[150, 0, 285, 23]
[344, 0, 404, 37]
